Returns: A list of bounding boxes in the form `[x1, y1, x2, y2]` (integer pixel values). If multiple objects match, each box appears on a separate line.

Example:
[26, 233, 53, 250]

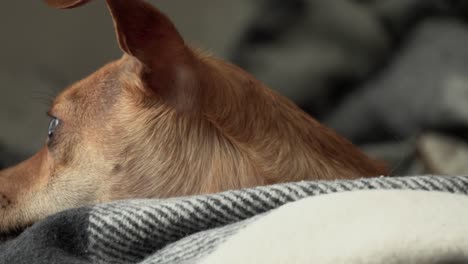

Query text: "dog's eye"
[48, 117, 60, 138]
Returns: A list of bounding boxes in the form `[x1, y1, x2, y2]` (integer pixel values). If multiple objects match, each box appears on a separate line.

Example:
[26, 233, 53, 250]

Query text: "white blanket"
[202, 190, 468, 264]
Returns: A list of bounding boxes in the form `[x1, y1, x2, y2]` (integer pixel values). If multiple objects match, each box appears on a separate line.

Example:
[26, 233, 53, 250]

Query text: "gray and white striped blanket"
[1, 175, 468, 264]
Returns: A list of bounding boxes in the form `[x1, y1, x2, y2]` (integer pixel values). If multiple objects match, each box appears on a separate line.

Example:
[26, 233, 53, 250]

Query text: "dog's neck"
[104, 55, 385, 200]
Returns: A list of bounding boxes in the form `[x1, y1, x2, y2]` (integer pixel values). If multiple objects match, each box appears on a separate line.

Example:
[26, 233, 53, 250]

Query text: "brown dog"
[0, 0, 386, 233]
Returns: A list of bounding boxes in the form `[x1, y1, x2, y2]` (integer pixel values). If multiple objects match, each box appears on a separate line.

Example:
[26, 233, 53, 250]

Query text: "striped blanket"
[1, 175, 467, 264]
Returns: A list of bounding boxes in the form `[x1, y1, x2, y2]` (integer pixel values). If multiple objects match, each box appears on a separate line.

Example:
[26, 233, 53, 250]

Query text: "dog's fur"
[0, 0, 387, 233]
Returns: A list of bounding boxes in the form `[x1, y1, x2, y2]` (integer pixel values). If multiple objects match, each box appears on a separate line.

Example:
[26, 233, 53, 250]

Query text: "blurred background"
[1, 0, 468, 175]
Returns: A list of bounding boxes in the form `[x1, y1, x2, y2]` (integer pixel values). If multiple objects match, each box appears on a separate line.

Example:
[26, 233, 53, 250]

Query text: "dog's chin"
[0, 223, 31, 242]
[0, 206, 35, 242]
[0, 214, 33, 241]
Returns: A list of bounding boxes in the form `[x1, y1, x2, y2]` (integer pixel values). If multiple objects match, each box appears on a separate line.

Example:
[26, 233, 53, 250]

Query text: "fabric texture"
[1, 175, 468, 263]
[201, 190, 468, 264]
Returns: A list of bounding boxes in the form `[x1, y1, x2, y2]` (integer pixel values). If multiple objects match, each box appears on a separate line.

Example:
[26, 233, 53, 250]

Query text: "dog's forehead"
[52, 59, 126, 115]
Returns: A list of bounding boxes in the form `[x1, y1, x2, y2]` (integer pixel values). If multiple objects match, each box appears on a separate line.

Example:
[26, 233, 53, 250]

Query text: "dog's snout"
[0, 168, 17, 209]
[0, 193, 11, 209]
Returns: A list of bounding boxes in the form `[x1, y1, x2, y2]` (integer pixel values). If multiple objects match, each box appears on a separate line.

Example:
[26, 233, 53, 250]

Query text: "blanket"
[1, 175, 468, 263]
[202, 191, 468, 264]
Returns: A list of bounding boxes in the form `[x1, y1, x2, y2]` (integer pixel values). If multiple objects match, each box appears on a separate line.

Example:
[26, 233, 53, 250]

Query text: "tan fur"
[0, 0, 387, 233]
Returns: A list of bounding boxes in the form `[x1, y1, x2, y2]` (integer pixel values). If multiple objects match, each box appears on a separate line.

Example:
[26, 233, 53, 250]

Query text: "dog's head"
[0, 0, 386, 233]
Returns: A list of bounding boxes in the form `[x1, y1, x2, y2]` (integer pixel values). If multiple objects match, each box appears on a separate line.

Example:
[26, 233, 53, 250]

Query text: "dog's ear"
[106, 0, 198, 106]
[45, 0, 200, 110]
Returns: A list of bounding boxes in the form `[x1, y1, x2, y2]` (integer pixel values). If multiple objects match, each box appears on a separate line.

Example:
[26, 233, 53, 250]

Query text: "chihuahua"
[0, 0, 386, 233]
